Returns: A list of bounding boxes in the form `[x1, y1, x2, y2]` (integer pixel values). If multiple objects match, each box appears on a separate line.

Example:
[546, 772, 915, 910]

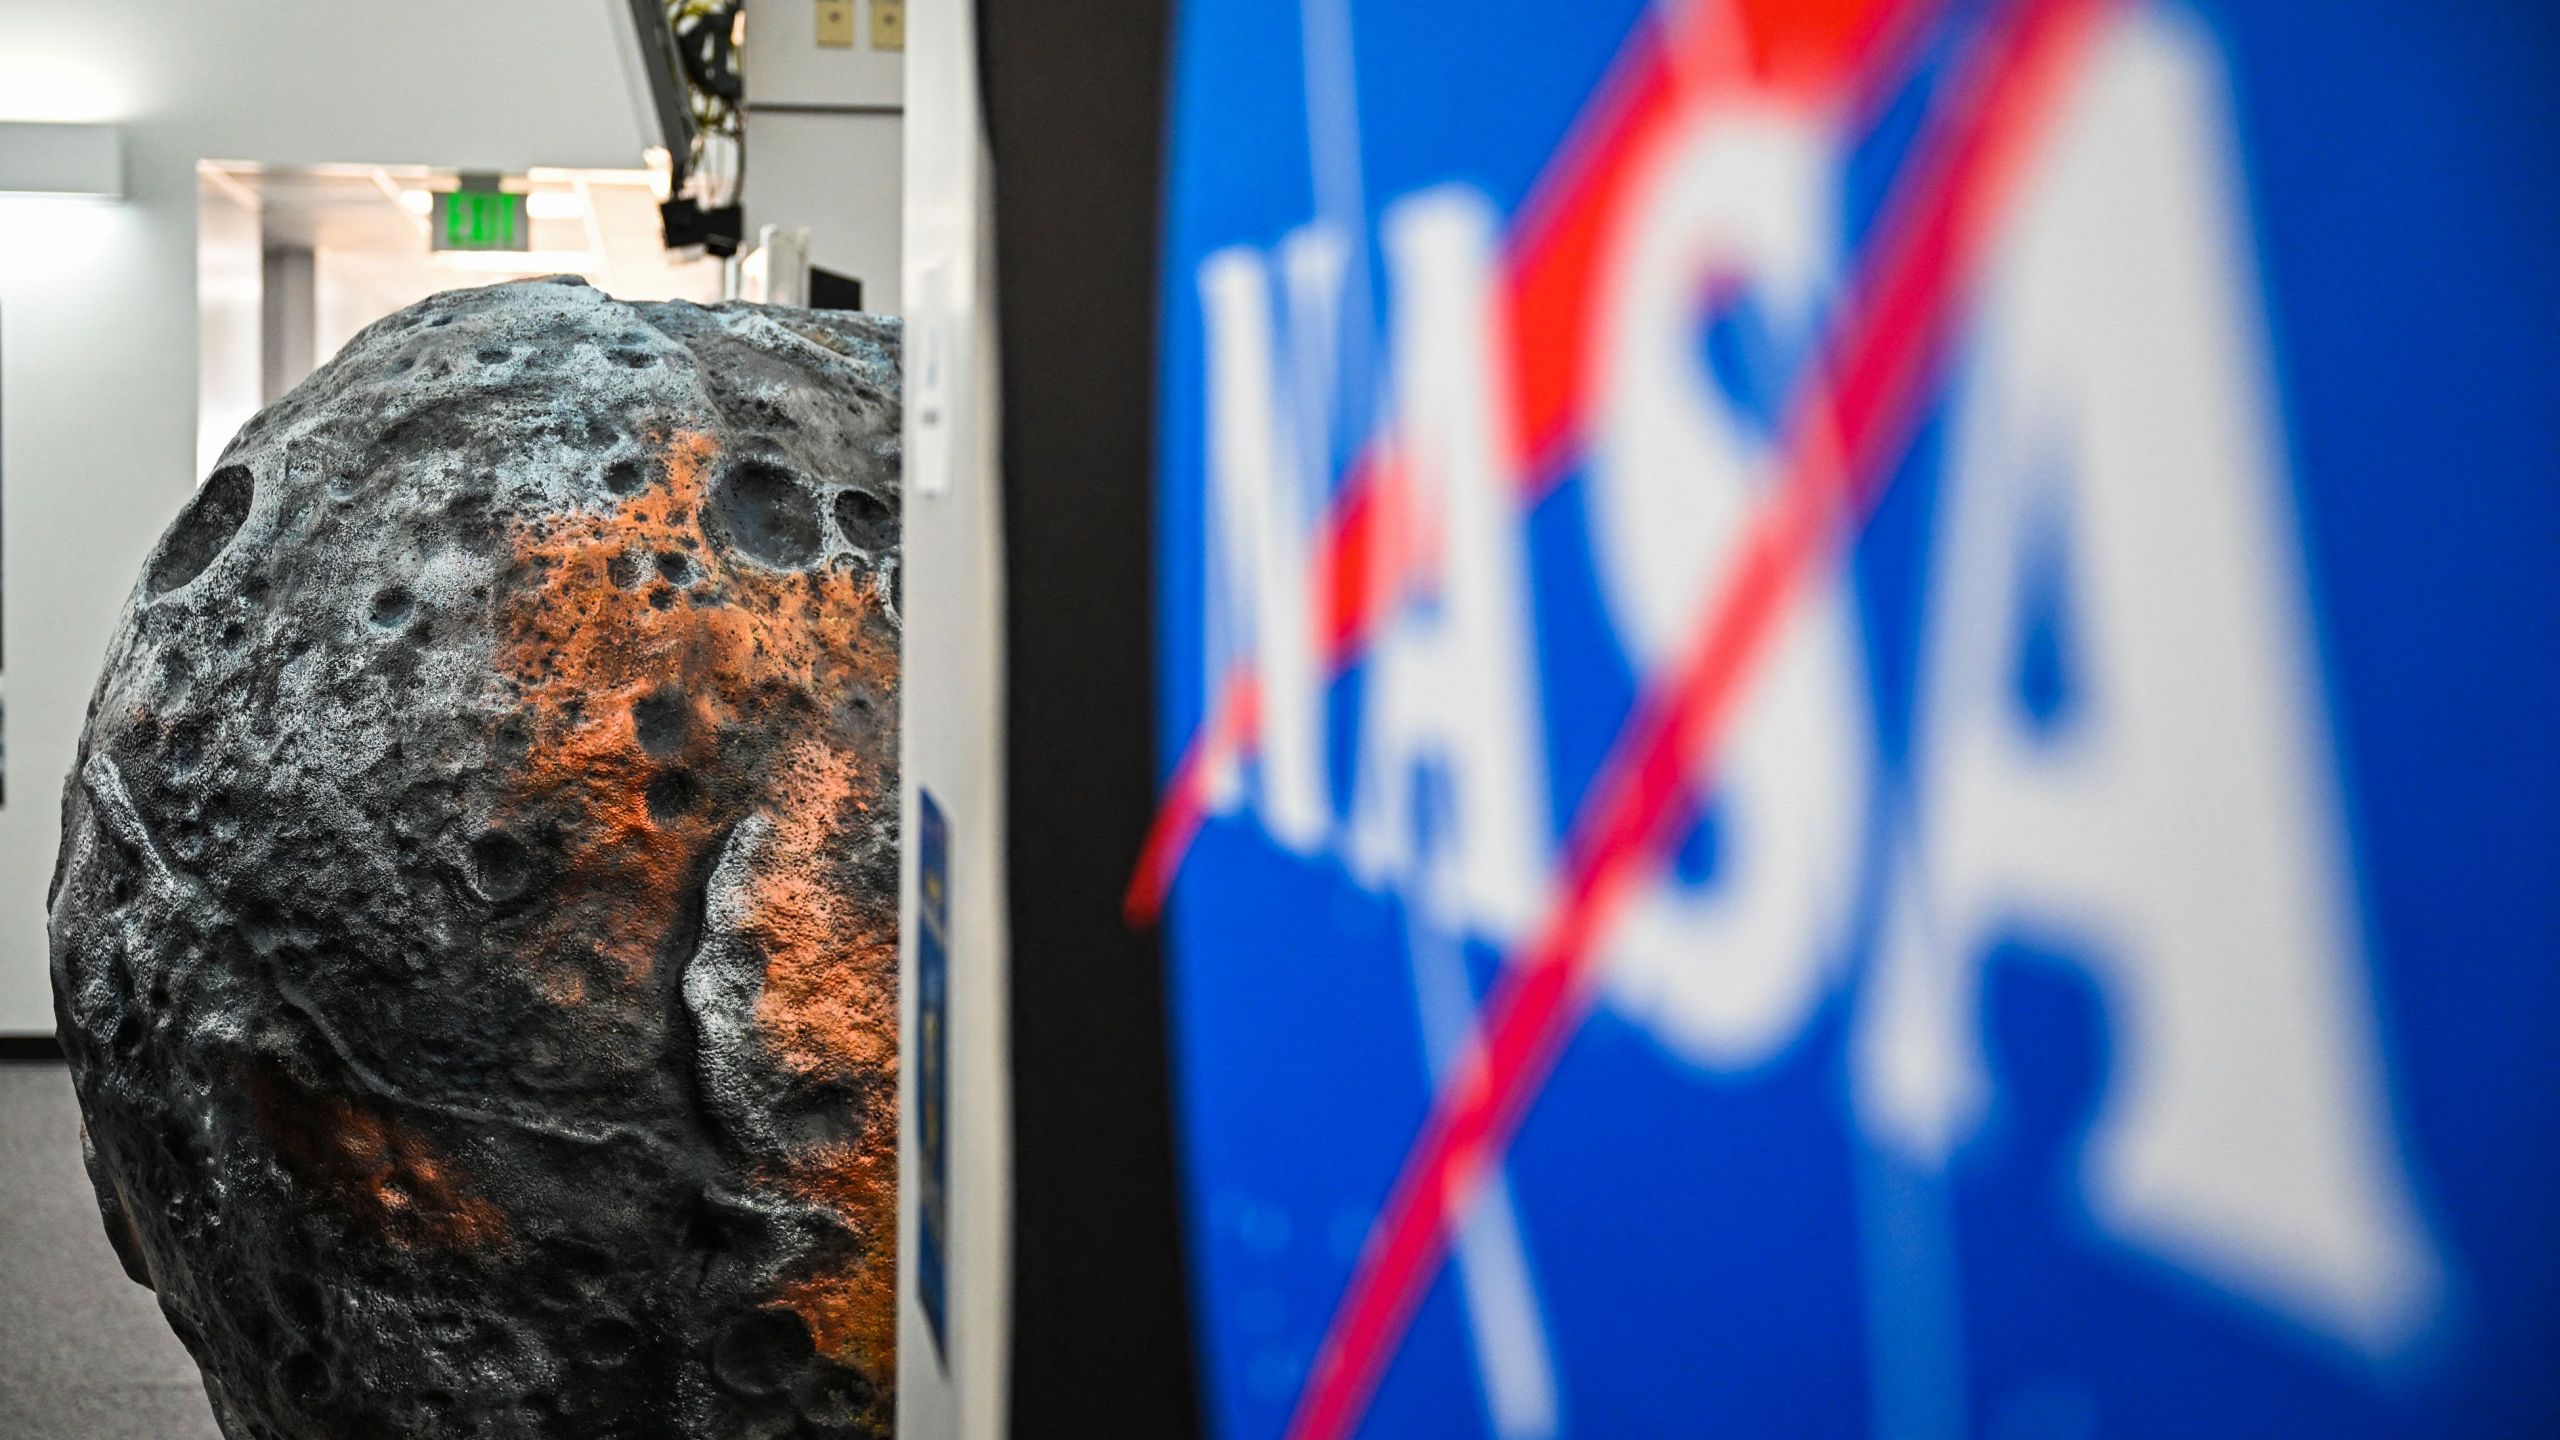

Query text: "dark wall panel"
[977, 2, 1200, 1434]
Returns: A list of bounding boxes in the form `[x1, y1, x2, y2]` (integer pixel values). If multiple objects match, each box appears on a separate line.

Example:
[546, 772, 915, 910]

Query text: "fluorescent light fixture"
[525, 191, 586, 221]
[399, 188, 434, 215]
[0, 121, 122, 198]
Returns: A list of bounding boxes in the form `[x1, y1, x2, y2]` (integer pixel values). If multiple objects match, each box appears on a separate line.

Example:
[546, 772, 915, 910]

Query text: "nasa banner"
[1144, 1, 2557, 1437]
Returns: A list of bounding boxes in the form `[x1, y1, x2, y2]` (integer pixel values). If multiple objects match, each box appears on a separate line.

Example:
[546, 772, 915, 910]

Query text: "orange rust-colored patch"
[493, 427, 899, 1380]
[244, 1063, 508, 1252]
[734, 738, 898, 1377]
[768, 1135, 898, 1379]
[740, 737, 898, 1083]
[494, 431, 896, 986]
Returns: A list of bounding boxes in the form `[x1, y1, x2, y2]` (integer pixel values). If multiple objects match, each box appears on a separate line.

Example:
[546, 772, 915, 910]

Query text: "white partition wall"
[897, 0, 1011, 1431]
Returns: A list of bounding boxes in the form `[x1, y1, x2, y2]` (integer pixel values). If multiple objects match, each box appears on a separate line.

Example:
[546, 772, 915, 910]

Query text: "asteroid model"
[49, 278, 901, 1439]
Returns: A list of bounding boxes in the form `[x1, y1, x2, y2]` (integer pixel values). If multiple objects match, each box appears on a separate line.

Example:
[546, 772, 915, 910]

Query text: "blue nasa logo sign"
[1146, 1, 2559, 1437]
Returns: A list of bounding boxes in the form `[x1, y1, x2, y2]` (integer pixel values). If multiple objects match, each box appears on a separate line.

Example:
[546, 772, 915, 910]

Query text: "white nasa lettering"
[1343, 187, 1556, 940]
[1851, 10, 2443, 1354]
[1584, 102, 1876, 1063]
[1196, 227, 1347, 853]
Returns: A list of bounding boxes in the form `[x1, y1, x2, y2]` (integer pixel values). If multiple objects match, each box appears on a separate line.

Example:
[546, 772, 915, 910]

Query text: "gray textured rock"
[49, 277, 900, 1439]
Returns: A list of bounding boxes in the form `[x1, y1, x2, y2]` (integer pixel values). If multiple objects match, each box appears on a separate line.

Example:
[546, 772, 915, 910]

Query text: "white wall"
[196, 171, 264, 483]
[0, 0, 650, 1032]
[746, 109, 904, 311]
[746, 0, 904, 313]
[898, 0, 1009, 1428]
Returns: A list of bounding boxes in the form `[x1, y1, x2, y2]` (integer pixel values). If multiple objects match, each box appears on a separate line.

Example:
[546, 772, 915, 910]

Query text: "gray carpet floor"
[0, 1060, 223, 1440]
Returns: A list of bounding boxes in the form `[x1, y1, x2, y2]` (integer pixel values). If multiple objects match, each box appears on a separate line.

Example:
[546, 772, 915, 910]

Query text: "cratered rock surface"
[48, 277, 901, 1439]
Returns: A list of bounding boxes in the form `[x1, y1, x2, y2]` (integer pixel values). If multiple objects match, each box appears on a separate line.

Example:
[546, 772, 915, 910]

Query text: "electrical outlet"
[817, 0, 855, 48]
[870, 0, 905, 51]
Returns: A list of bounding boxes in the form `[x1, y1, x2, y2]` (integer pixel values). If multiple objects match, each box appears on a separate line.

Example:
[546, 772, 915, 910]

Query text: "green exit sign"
[433, 187, 527, 252]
